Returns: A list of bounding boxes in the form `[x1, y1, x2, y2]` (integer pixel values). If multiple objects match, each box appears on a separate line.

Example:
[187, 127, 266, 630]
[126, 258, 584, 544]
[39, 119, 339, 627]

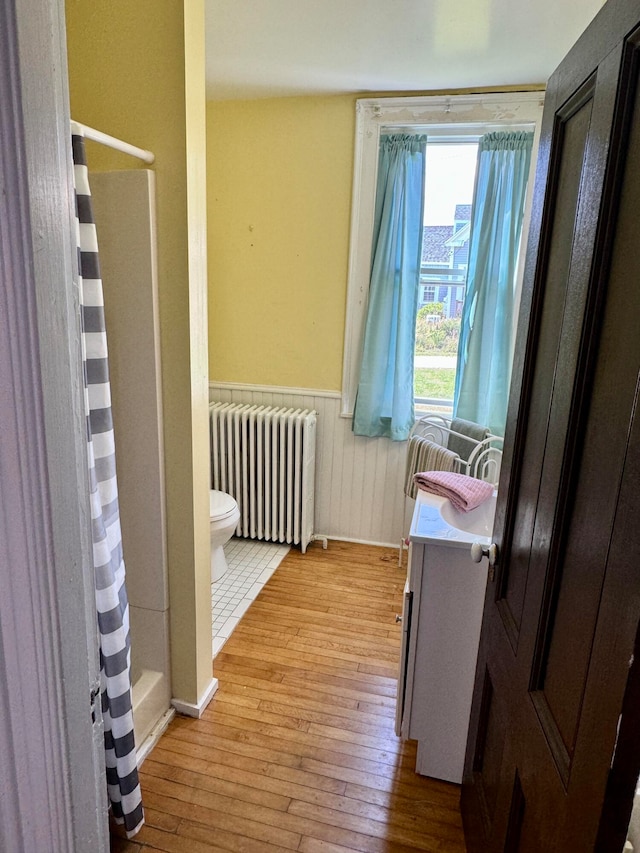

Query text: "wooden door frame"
[0, 0, 108, 849]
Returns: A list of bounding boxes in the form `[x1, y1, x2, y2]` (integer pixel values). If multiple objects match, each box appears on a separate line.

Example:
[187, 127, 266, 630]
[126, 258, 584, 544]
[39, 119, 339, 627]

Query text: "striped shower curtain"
[72, 125, 144, 838]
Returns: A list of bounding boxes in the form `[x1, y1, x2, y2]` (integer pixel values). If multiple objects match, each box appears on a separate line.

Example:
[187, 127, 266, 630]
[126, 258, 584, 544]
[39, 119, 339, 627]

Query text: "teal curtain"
[352, 134, 426, 440]
[453, 131, 533, 436]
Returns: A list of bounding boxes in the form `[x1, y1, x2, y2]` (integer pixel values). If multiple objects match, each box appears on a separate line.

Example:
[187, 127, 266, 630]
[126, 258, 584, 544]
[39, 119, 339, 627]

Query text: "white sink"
[410, 489, 497, 548]
[440, 493, 497, 537]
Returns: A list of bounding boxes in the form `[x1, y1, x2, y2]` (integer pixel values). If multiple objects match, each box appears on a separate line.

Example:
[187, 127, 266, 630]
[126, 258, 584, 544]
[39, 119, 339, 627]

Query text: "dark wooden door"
[461, 1, 640, 850]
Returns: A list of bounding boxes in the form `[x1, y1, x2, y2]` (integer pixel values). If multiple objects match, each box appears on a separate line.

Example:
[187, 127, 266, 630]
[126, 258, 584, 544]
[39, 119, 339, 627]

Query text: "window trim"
[341, 92, 545, 418]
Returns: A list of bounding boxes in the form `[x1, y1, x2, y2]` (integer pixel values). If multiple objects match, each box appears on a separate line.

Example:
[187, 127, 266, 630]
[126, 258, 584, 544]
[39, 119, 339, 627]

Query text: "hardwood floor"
[111, 541, 467, 852]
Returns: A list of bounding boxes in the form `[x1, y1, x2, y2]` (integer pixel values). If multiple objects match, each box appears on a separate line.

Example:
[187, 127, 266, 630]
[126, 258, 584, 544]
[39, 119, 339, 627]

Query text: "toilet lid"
[209, 489, 238, 520]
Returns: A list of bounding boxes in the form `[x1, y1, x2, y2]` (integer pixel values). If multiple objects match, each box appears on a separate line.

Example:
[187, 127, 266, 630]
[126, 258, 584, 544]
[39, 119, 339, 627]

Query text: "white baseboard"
[171, 677, 218, 718]
[315, 533, 402, 551]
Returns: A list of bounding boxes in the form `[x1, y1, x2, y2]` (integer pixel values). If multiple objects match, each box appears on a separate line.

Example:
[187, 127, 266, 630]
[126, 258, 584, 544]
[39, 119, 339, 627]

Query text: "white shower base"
[131, 667, 173, 765]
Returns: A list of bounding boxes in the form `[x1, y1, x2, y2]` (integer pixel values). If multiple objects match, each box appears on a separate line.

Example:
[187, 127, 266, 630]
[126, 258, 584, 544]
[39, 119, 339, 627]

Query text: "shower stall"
[90, 168, 172, 759]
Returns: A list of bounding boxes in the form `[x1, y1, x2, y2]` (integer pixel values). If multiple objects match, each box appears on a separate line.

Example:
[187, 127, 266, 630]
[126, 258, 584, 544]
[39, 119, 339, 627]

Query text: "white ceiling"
[205, 0, 605, 101]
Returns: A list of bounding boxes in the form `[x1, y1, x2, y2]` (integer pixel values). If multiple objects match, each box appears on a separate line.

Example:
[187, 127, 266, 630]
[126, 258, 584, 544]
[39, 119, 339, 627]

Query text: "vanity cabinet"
[395, 491, 490, 783]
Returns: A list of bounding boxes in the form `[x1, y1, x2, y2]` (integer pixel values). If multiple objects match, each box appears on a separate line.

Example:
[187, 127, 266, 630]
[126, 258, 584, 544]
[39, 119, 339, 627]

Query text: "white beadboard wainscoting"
[209, 383, 412, 548]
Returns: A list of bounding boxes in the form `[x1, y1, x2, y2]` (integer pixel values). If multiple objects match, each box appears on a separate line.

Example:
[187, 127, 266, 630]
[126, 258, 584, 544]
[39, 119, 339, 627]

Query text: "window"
[421, 285, 437, 304]
[341, 93, 543, 418]
[415, 141, 477, 415]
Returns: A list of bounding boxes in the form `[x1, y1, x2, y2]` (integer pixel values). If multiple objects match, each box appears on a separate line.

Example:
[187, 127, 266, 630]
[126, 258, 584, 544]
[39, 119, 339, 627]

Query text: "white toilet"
[209, 489, 240, 582]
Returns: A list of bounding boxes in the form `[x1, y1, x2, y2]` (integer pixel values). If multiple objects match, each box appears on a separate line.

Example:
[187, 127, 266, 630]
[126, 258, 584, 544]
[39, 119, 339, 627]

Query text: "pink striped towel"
[413, 470, 494, 513]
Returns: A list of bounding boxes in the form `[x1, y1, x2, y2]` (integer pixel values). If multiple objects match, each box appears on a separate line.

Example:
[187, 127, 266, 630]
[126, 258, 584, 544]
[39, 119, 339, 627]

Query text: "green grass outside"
[414, 367, 456, 400]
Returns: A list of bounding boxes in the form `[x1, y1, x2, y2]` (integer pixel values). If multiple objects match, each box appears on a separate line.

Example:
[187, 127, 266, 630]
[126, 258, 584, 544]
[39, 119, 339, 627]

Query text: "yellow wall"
[207, 95, 356, 390]
[207, 87, 544, 392]
[66, 0, 212, 705]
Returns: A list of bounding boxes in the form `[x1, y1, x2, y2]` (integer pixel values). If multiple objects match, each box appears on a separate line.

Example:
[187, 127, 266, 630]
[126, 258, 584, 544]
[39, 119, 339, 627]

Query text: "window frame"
[341, 92, 545, 418]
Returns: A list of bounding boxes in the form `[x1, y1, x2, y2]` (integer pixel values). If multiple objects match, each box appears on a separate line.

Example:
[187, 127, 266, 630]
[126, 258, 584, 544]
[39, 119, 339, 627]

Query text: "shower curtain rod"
[72, 121, 155, 164]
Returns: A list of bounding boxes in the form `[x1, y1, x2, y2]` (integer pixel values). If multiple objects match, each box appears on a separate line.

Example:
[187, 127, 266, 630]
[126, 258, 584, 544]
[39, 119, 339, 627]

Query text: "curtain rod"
[72, 121, 155, 164]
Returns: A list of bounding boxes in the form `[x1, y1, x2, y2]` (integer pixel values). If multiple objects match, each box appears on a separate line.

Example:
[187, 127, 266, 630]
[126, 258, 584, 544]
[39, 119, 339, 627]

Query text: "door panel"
[500, 83, 594, 649]
[462, 2, 640, 850]
[503, 771, 525, 853]
[471, 667, 508, 834]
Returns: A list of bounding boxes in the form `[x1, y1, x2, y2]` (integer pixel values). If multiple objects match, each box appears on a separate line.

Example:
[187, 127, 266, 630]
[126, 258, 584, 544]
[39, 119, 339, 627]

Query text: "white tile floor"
[211, 537, 290, 657]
